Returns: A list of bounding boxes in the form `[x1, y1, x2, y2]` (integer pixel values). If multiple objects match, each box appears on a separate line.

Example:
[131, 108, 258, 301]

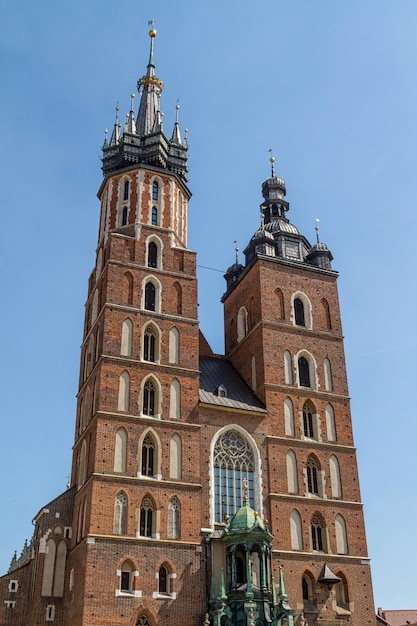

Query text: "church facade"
[0, 30, 376, 626]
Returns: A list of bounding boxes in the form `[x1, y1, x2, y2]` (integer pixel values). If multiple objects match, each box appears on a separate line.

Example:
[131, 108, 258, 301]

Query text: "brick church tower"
[0, 30, 376, 626]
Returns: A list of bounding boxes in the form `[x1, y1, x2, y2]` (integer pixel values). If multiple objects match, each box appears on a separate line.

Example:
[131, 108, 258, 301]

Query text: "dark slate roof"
[199, 356, 267, 413]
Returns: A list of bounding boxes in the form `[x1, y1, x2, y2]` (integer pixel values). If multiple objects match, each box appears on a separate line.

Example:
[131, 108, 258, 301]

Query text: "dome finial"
[233, 240, 239, 264]
[268, 148, 276, 176]
[148, 19, 157, 38]
[315, 218, 320, 243]
[243, 477, 249, 502]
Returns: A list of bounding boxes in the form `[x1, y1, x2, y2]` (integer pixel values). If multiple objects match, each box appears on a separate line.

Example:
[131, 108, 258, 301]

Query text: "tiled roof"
[199, 356, 266, 413]
[380, 610, 417, 626]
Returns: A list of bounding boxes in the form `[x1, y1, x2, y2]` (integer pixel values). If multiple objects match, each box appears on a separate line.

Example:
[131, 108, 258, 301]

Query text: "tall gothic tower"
[0, 31, 376, 626]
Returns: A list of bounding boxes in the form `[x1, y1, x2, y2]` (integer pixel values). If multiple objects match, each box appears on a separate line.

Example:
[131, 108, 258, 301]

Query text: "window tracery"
[213, 430, 255, 523]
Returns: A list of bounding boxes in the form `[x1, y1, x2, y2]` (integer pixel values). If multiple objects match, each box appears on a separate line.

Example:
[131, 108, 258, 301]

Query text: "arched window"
[324, 357, 333, 391]
[142, 378, 156, 416]
[139, 497, 154, 537]
[141, 434, 155, 477]
[178, 190, 184, 240]
[120, 560, 133, 593]
[237, 307, 248, 342]
[121, 206, 128, 226]
[294, 297, 305, 326]
[235, 550, 246, 584]
[298, 356, 310, 387]
[311, 515, 326, 552]
[82, 387, 91, 430]
[41, 532, 66, 598]
[143, 325, 157, 362]
[114, 428, 127, 473]
[168, 327, 179, 364]
[251, 355, 257, 391]
[123, 180, 129, 201]
[290, 510, 303, 550]
[306, 457, 320, 496]
[284, 397, 295, 436]
[78, 440, 87, 489]
[91, 290, 99, 325]
[114, 492, 127, 534]
[144, 281, 156, 311]
[302, 572, 316, 610]
[284, 350, 293, 384]
[136, 616, 151, 626]
[54, 539, 66, 597]
[293, 293, 312, 328]
[169, 434, 182, 480]
[148, 241, 158, 268]
[335, 514, 348, 554]
[169, 379, 180, 419]
[302, 402, 316, 439]
[173, 282, 182, 314]
[76, 497, 87, 542]
[152, 181, 158, 200]
[158, 566, 168, 594]
[123, 272, 134, 305]
[96, 248, 103, 278]
[151, 206, 158, 226]
[286, 450, 298, 494]
[321, 297, 332, 330]
[335, 573, 350, 610]
[330, 455, 342, 499]
[213, 429, 255, 522]
[118, 371, 130, 411]
[168, 497, 180, 539]
[325, 403, 337, 442]
[121, 319, 133, 357]
[41, 538, 56, 596]
[85, 334, 95, 378]
[275, 287, 285, 320]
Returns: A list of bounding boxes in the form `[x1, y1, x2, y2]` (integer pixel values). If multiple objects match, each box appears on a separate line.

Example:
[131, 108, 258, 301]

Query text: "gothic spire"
[109, 104, 120, 146]
[124, 93, 137, 135]
[101, 29, 188, 180]
[171, 104, 182, 145]
[136, 29, 164, 136]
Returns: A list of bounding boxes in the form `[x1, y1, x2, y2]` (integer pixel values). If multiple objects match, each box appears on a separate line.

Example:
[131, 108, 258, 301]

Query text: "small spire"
[315, 218, 320, 243]
[124, 93, 137, 134]
[103, 128, 108, 148]
[233, 240, 239, 264]
[278, 566, 288, 602]
[136, 27, 164, 136]
[269, 148, 276, 176]
[243, 478, 249, 503]
[109, 103, 121, 146]
[9, 551, 17, 572]
[171, 102, 182, 145]
[184, 127, 189, 148]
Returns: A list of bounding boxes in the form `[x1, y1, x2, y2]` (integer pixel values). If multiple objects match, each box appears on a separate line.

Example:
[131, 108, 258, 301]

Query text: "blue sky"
[1, 0, 416, 610]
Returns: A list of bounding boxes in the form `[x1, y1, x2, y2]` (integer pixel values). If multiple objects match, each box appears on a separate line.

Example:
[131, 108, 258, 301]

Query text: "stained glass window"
[213, 430, 254, 523]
